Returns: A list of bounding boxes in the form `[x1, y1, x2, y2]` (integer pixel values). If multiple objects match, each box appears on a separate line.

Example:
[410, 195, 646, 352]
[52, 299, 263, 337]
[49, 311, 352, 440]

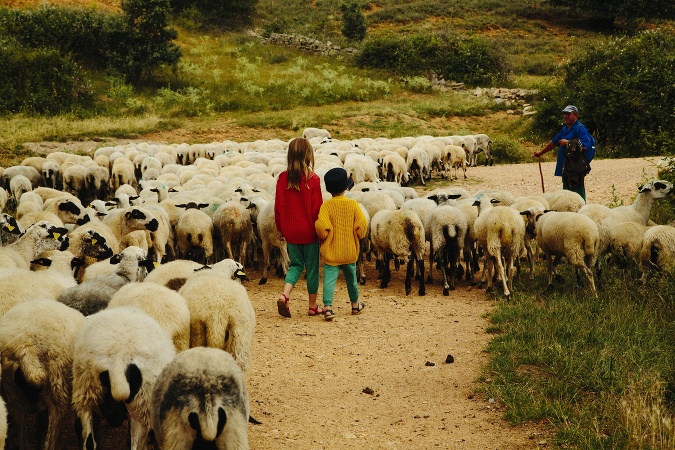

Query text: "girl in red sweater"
[274, 138, 324, 318]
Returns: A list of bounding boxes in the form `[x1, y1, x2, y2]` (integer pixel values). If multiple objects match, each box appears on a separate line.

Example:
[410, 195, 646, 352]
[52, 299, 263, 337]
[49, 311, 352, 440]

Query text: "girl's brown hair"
[286, 137, 315, 190]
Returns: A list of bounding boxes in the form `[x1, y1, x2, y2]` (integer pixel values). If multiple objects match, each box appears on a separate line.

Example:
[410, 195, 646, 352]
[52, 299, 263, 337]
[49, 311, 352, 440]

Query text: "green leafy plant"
[340, 2, 367, 43]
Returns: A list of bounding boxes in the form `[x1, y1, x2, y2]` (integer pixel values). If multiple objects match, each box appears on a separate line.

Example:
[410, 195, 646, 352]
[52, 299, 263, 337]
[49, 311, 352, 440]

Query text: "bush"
[0, 39, 94, 115]
[170, 0, 258, 27]
[356, 32, 508, 86]
[340, 2, 367, 43]
[489, 136, 529, 164]
[531, 30, 675, 158]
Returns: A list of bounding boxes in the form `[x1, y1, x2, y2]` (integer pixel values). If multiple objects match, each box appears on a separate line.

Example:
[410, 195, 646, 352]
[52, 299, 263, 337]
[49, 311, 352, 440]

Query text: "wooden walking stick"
[538, 156, 545, 193]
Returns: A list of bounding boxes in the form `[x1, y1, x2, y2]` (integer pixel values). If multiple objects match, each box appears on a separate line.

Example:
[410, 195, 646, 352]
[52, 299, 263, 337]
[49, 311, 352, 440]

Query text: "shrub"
[356, 32, 508, 86]
[170, 0, 258, 27]
[0, 39, 94, 115]
[340, 2, 367, 43]
[532, 30, 675, 158]
[489, 136, 528, 164]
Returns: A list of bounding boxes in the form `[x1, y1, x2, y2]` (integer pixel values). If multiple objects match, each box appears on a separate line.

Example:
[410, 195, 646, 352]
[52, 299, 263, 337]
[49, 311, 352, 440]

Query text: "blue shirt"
[551, 121, 593, 177]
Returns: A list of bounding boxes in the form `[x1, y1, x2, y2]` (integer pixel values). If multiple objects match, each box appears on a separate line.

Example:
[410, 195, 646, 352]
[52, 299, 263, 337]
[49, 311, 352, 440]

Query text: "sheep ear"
[449, 194, 462, 199]
[520, 211, 531, 217]
[428, 194, 439, 203]
[246, 203, 255, 209]
[176, 204, 187, 208]
[31, 257, 52, 267]
[110, 253, 123, 264]
[239, 197, 248, 203]
[124, 211, 132, 220]
[198, 203, 210, 209]
[71, 257, 85, 268]
[491, 199, 500, 204]
[654, 181, 667, 190]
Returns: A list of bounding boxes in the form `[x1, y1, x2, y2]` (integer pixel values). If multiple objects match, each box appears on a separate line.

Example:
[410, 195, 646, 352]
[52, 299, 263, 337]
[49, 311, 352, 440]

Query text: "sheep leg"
[493, 248, 510, 297]
[427, 237, 434, 284]
[380, 253, 391, 288]
[240, 240, 248, 270]
[129, 414, 149, 450]
[405, 258, 414, 295]
[78, 409, 97, 450]
[43, 407, 66, 450]
[440, 248, 450, 296]
[417, 253, 426, 296]
[259, 243, 270, 285]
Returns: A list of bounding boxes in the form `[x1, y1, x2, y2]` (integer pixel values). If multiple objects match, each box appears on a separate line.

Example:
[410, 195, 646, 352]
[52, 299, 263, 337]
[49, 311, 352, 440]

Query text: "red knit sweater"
[274, 171, 323, 244]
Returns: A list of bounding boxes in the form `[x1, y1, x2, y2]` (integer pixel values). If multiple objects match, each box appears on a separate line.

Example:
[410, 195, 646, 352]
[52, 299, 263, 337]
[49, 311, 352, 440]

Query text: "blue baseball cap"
[562, 105, 579, 114]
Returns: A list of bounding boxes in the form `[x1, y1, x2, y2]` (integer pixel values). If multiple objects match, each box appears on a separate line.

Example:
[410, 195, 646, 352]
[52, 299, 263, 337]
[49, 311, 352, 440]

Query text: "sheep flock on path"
[0, 129, 672, 449]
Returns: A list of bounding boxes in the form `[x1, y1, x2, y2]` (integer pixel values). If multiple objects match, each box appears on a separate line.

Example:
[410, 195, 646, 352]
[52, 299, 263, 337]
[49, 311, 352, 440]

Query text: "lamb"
[424, 205, 468, 295]
[302, 127, 331, 140]
[71, 306, 176, 450]
[472, 195, 525, 298]
[176, 202, 215, 264]
[60, 246, 155, 315]
[0, 299, 85, 450]
[109, 282, 191, 352]
[256, 199, 290, 285]
[151, 347, 250, 450]
[179, 276, 256, 377]
[540, 189, 585, 212]
[370, 209, 426, 296]
[639, 225, 675, 282]
[343, 153, 380, 185]
[0, 220, 69, 270]
[146, 259, 247, 293]
[532, 210, 599, 295]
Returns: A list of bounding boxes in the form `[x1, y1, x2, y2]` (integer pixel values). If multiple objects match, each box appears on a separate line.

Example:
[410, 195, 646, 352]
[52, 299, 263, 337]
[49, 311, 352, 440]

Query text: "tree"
[548, 0, 675, 28]
[340, 2, 367, 43]
[109, 0, 181, 83]
[169, 0, 258, 27]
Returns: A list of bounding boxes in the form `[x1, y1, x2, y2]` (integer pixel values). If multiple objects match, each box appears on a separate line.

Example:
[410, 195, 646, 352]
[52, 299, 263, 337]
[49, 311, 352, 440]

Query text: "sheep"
[639, 225, 675, 282]
[151, 347, 250, 450]
[144, 258, 247, 291]
[41, 160, 63, 190]
[540, 189, 585, 212]
[462, 135, 478, 167]
[0, 299, 85, 450]
[16, 191, 44, 219]
[213, 201, 254, 269]
[179, 275, 256, 377]
[256, 200, 290, 285]
[111, 157, 137, 191]
[109, 282, 191, 352]
[302, 127, 331, 140]
[9, 173, 32, 207]
[0, 220, 69, 270]
[382, 152, 409, 185]
[19, 196, 84, 230]
[20, 156, 47, 174]
[343, 153, 380, 185]
[0, 395, 5, 450]
[84, 165, 110, 204]
[63, 164, 88, 203]
[472, 195, 525, 298]
[608, 222, 651, 268]
[443, 144, 468, 180]
[532, 210, 599, 295]
[406, 146, 431, 185]
[61, 246, 155, 315]
[475, 189, 515, 206]
[351, 190, 397, 223]
[0, 212, 24, 246]
[424, 205, 468, 295]
[102, 206, 159, 248]
[472, 133, 493, 166]
[0, 187, 7, 212]
[370, 209, 426, 296]
[2, 165, 42, 190]
[32, 186, 79, 203]
[176, 202, 215, 264]
[72, 306, 176, 450]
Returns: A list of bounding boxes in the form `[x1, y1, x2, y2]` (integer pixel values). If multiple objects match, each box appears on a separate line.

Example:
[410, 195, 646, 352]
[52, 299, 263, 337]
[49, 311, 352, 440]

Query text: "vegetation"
[340, 2, 367, 43]
[548, 0, 675, 28]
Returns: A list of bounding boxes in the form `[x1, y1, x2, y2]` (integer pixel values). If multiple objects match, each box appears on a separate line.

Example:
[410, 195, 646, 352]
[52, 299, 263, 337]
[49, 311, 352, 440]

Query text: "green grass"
[482, 262, 675, 448]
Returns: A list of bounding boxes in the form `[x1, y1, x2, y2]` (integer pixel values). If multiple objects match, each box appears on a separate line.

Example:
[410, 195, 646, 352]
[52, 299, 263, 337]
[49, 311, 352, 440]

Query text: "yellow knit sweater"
[315, 195, 368, 265]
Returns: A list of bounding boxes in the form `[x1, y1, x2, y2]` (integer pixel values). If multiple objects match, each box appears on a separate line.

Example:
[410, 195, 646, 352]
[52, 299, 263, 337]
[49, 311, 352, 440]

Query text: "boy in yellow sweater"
[315, 167, 369, 321]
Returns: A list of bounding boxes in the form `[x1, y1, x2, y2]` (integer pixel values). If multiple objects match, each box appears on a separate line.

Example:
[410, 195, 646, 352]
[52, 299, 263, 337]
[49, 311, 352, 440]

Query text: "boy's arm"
[315, 206, 332, 240]
[354, 204, 368, 240]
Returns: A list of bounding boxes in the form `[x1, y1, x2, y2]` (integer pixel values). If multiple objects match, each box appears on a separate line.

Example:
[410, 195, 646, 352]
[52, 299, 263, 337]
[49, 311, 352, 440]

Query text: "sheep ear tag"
[153, 261, 160, 269]
[6, 225, 14, 231]
[91, 239, 97, 245]
[52, 232, 62, 239]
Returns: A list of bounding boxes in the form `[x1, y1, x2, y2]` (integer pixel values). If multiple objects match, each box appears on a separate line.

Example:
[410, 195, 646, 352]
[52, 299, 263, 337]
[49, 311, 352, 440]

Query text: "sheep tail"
[109, 360, 131, 402]
[17, 352, 47, 387]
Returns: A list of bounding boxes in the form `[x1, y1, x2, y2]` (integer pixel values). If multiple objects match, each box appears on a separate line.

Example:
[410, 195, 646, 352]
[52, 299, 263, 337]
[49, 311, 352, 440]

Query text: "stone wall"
[248, 30, 357, 58]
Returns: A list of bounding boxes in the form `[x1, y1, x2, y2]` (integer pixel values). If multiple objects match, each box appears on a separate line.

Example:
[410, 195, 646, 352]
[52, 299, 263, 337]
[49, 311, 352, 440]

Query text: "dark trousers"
[562, 176, 586, 202]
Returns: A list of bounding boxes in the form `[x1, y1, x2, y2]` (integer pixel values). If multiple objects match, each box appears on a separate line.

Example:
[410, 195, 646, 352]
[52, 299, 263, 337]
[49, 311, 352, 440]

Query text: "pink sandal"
[277, 294, 291, 318]
[308, 306, 326, 316]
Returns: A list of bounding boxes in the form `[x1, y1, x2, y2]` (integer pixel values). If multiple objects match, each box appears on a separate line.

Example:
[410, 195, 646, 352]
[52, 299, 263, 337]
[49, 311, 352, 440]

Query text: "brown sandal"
[324, 309, 335, 321]
[277, 294, 291, 318]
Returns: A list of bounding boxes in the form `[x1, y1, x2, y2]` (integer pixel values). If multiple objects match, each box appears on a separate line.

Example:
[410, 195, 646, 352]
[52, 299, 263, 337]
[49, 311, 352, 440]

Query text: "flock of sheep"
[0, 126, 672, 449]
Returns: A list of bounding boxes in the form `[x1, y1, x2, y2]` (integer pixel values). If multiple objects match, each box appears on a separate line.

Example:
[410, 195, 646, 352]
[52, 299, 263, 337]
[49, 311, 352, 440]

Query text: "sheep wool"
[151, 347, 250, 450]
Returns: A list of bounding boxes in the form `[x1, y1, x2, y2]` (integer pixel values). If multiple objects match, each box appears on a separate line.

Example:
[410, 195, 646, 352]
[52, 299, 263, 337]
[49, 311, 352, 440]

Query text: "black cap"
[324, 167, 354, 194]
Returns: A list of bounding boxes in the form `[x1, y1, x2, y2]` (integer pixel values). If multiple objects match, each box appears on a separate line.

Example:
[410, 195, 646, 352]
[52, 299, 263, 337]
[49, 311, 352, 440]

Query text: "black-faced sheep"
[0, 220, 69, 270]
[0, 299, 85, 450]
[151, 347, 250, 450]
[71, 307, 176, 450]
[143, 258, 247, 291]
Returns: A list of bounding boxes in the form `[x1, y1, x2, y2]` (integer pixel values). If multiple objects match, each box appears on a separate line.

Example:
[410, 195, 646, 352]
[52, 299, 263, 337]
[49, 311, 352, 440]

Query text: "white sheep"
[370, 209, 426, 296]
[639, 225, 675, 282]
[176, 202, 215, 264]
[72, 306, 176, 450]
[9, 173, 32, 207]
[109, 282, 191, 352]
[472, 133, 494, 166]
[84, 165, 110, 204]
[382, 152, 409, 185]
[472, 195, 525, 298]
[179, 275, 256, 377]
[151, 347, 250, 450]
[302, 127, 331, 140]
[443, 144, 468, 180]
[406, 146, 431, 185]
[41, 160, 63, 190]
[102, 205, 160, 249]
[255, 200, 289, 285]
[0, 299, 85, 450]
[1, 165, 42, 190]
[144, 258, 247, 291]
[343, 153, 380, 185]
[607, 222, 651, 268]
[533, 210, 599, 295]
[540, 189, 585, 212]
[424, 205, 468, 295]
[0, 220, 69, 270]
